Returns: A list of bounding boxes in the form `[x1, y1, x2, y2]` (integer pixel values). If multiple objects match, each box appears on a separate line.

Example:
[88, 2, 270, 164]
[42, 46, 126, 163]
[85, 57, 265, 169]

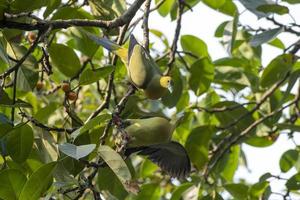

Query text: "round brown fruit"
[67, 91, 77, 101]
[61, 82, 71, 93]
[36, 81, 44, 90]
[27, 32, 37, 44]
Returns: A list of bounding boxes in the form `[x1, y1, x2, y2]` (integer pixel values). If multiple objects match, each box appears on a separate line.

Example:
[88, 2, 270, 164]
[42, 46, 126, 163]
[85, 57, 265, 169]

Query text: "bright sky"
[130, 1, 300, 199]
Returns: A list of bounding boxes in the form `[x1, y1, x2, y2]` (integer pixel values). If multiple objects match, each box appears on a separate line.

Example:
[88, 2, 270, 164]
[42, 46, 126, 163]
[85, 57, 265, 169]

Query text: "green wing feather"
[125, 117, 172, 147]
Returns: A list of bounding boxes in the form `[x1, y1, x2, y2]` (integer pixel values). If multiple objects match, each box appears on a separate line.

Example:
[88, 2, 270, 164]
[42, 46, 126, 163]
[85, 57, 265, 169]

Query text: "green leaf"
[0, 113, 13, 138]
[135, 183, 162, 200]
[68, 27, 99, 57]
[260, 54, 295, 88]
[220, 145, 240, 181]
[286, 173, 300, 190]
[239, 0, 271, 18]
[43, 0, 61, 18]
[0, 36, 9, 63]
[9, 0, 47, 13]
[0, 169, 27, 200]
[279, 149, 299, 172]
[189, 58, 214, 95]
[150, 29, 169, 48]
[19, 162, 57, 200]
[59, 143, 96, 160]
[249, 181, 269, 198]
[202, 0, 226, 9]
[7, 124, 34, 163]
[16, 66, 39, 92]
[181, 35, 209, 58]
[97, 167, 128, 199]
[60, 156, 85, 176]
[268, 38, 285, 49]
[250, 28, 284, 47]
[98, 145, 132, 191]
[256, 4, 289, 15]
[185, 126, 214, 169]
[52, 6, 93, 20]
[79, 65, 114, 85]
[225, 13, 238, 53]
[176, 91, 190, 112]
[245, 135, 274, 147]
[0, 89, 32, 108]
[156, 0, 175, 17]
[224, 183, 249, 199]
[215, 21, 230, 37]
[82, 114, 109, 131]
[34, 102, 60, 123]
[214, 57, 248, 68]
[162, 67, 183, 108]
[170, 183, 194, 200]
[218, 0, 237, 16]
[48, 43, 81, 77]
[71, 113, 110, 139]
[139, 159, 158, 178]
[282, 0, 300, 4]
[88, 0, 126, 20]
[276, 123, 300, 132]
[260, 173, 272, 182]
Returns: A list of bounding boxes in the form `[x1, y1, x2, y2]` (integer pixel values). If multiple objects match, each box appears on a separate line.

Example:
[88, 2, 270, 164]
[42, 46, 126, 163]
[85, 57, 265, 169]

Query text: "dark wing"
[135, 141, 191, 179]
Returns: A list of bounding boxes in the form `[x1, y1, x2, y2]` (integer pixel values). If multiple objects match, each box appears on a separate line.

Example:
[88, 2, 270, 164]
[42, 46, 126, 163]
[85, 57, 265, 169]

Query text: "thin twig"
[142, 0, 151, 51]
[189, 102, 257, 113]
[166, 0, 184, 75]
[41, 85, 61, 96]
[70, 58, 91, 81]
[177, 50, 199, 59]
[267, 16, 300, 36]
[4, 12, 43, 21]
[99, 83, 136, 144]
[129, 0, 165, 30]
[11, 69, 18, 122]
[19, 110, 75, 133]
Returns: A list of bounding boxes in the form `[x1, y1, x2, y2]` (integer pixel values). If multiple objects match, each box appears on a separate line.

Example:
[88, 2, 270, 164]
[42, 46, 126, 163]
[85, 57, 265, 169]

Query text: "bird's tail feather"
[86, 32, 128, 63]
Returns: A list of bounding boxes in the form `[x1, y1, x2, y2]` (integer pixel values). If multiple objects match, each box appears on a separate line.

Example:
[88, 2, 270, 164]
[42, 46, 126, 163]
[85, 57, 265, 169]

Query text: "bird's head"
[160, 76, 173, 92]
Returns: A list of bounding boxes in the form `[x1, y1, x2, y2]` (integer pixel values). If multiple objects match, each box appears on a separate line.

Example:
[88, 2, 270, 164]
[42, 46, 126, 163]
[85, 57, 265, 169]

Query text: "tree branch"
[0, 0, 146, 31]
[129, 0, 165, 30]
[189, 102, 257, 113]
[19, 110, 75, 133]
[142, 0, 151, 51]
[218, 72, 290, 130]
[166, 0, 184, 75]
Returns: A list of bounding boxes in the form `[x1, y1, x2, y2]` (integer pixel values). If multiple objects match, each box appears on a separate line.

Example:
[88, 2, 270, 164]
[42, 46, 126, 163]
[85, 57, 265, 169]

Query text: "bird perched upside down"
[88, 34, 172, 100]
[122, 117, 191, 179]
